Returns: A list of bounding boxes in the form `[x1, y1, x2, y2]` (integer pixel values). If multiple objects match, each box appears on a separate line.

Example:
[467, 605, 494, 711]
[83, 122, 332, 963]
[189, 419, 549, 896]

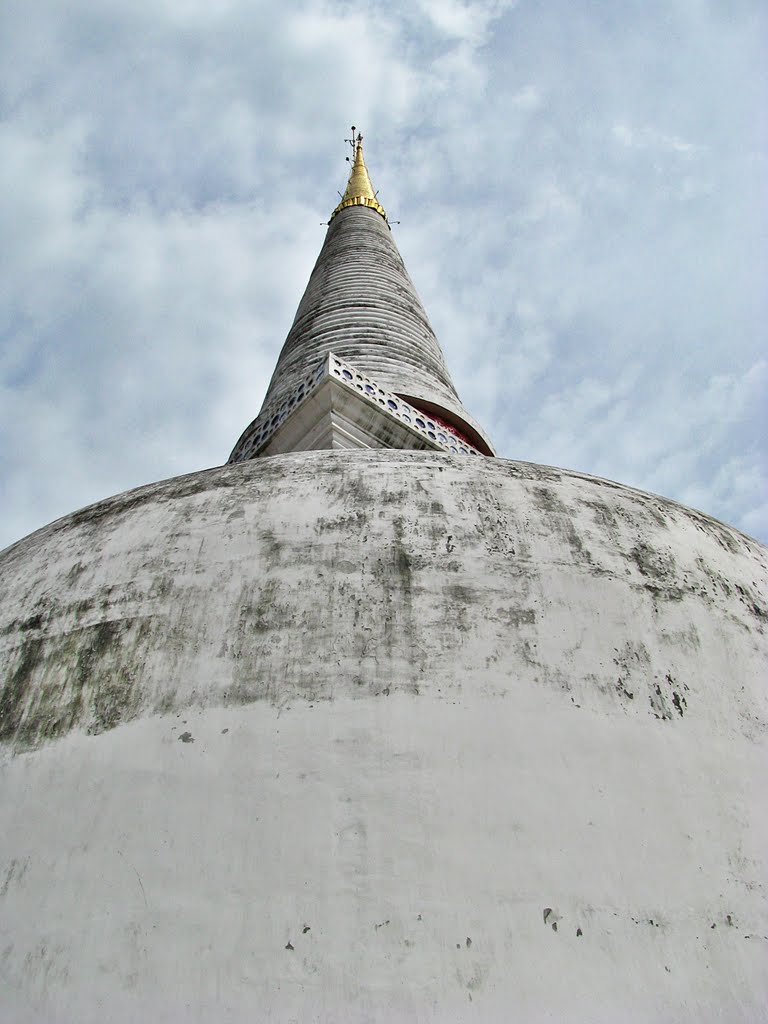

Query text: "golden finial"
[330, 127, 387, 223]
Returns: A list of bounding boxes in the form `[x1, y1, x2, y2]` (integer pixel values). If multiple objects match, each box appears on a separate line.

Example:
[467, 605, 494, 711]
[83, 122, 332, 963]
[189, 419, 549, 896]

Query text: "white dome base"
[1, 450, 766, 1021]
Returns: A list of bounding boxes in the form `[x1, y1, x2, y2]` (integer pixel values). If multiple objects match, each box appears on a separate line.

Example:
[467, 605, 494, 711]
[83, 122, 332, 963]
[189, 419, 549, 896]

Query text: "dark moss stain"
[645, 584, 685, 603]
[65, 561, 87, 583]
[561, 519, 592, 563]
[613, 640, 650, 674]
[258, 529, 283, 570]
[504, 608, 536, 628]
[643, 504, 670, 530]
[67, 489, 165, 530]
[336, 470, 377, 508]
[241, 580, 283, 635]
[687, 512, 742, 554]
[315, 508, 367, 533]
[0, 857, 29, 898]
[86, 621, 148, 734]
[532, 487, 595, 564]
[155, 690, 178, 716]
[445, 583, 474, 634]
[230, 579, 315, 703]
[395, 544, 413, 597]
[611, 642, 691, 718]
[650, 682, 673, 721]
[343, 514, 425, 692]
[74, 597, 98, 617]
[19, 613, 44, 632]
[1, 616, 151, 746]
[517, 639, 539, 668]
[580, 499, 620, 539]
[627, 543, 693, 604]
[381, 487, 409, 508]
[734, 584, 768, 625]
[0, 636, 46, 740]
[4, 596, 61, 638]
[630, 542, 676, 582]
[690, 558, 766, 625]
[149, 575, 174, 600]
[476, 488, 517, 557]
[532, 488, 566, 516]
[648, 671, 689, 721]
[380, 517, 416, 663]
[663, 623, 701, 652]
[392, 518, 413, 601]
[616, 677, 634, 701]
[448, 583, 473, 604]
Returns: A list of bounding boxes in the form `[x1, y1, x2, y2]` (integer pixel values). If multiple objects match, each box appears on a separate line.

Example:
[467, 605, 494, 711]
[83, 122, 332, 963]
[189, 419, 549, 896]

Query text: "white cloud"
[510, 85, 542, 112]
[612, 121, 701, 156]
[416, 0, 516, 43]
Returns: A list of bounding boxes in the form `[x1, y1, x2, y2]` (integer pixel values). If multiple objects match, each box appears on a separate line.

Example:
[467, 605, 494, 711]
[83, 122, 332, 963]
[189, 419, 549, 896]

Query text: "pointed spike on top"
[330, 127, 388, 224]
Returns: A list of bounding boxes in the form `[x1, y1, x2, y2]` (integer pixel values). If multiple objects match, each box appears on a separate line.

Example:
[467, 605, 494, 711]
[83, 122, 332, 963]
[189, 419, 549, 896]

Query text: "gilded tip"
[330, 128, 387, 224]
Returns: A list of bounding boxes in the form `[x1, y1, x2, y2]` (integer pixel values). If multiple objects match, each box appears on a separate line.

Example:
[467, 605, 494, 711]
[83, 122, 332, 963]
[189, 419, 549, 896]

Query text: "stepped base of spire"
[228, 354, 485, 461]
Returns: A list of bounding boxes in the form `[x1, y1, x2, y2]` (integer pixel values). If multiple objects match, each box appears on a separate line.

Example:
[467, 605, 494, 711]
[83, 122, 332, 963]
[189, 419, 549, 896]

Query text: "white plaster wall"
[0, 450, 766, 1021]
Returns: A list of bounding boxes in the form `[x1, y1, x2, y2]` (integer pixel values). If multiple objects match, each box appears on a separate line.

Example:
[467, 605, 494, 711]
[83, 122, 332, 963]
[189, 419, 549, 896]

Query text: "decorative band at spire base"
[330, 193, 387, 222]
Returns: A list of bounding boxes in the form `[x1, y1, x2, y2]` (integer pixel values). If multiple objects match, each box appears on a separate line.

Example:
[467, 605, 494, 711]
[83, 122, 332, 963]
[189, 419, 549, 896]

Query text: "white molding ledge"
[228, 353, 485, 462]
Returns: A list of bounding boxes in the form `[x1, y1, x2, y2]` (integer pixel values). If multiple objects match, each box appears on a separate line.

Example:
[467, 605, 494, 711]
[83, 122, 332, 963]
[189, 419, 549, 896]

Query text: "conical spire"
[229, 131, 494, 462]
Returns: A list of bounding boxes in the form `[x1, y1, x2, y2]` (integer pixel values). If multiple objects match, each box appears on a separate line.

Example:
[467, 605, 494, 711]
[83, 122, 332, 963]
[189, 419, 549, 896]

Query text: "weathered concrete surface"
[0, 450, 766, 1022]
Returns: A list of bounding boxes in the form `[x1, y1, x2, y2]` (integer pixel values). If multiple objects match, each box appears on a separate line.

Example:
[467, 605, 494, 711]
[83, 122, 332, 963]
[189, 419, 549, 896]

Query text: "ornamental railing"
[228, 352, 483, 462]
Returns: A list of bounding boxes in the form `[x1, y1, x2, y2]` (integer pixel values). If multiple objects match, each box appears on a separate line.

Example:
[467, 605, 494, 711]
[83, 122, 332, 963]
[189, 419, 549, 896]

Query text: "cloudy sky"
[1, 0, 766, 549]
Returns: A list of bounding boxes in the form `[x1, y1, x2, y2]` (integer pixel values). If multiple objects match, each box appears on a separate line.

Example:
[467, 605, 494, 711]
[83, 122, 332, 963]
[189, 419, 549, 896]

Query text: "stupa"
[0, 132, 766, 1024]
